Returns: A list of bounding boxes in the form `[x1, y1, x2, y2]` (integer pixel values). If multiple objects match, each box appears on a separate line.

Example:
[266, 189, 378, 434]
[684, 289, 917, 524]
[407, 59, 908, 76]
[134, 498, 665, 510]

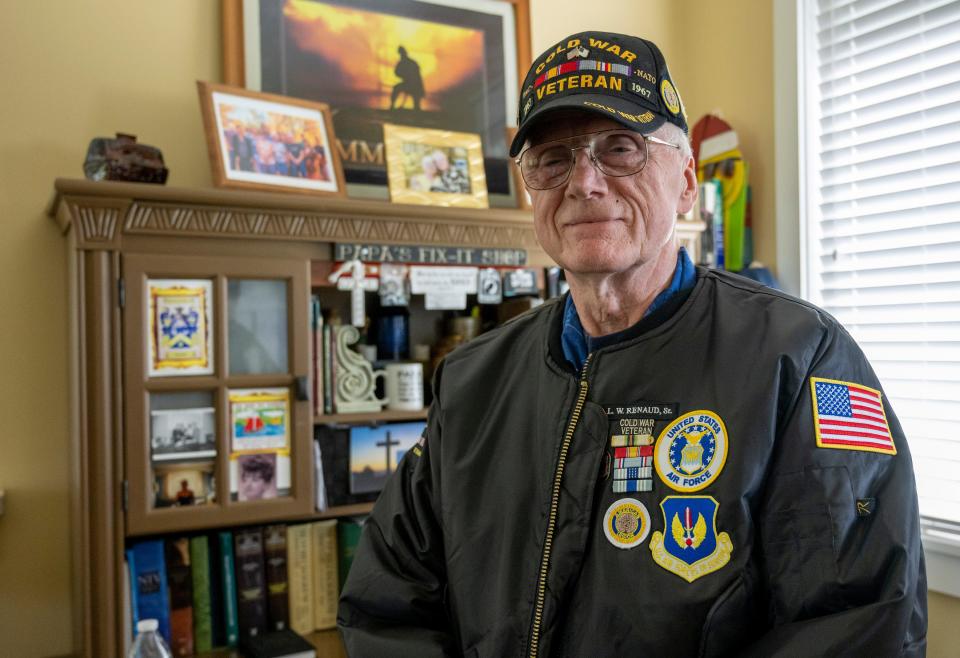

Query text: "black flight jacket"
[338, 268, 927, 657]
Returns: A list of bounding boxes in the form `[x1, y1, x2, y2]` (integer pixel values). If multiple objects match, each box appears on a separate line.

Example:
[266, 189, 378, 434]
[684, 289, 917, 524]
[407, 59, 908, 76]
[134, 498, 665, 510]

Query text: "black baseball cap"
[509, 31, 688, 157]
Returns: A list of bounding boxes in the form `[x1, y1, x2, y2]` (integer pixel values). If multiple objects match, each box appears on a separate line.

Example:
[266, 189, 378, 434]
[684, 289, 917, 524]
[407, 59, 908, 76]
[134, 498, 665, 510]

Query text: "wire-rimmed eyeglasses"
[515, 128, 680, 190]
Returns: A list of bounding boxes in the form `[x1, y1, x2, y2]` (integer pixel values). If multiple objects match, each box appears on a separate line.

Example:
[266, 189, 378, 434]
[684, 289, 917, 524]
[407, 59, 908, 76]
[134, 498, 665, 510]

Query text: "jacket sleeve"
[337, 364, 456, 657]
[744, 321, 927, 657]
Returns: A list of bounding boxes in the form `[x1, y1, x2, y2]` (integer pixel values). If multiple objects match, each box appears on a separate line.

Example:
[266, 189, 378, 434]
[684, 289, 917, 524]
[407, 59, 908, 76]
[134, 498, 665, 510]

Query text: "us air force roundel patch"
[650, 496, 732, 582]
[654, 410, 728, 492]
[603, 498, 651, 549]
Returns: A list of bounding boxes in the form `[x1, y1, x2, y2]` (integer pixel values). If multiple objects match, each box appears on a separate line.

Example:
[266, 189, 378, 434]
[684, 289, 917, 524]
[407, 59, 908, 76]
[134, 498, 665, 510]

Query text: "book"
[322, 322, 334, 414]
[314, 439, 327, 512]
[218, 531, 240, 647]
[123, 551, 133, 655]
[700, 180, 724, 269]
[128, 540, 171, 645]
[238, 628, 316, 658]
[264, 524, 290, 631]
[235, 528, 268, 637]
[165, 537, 195, 656]
[311, 520, 339, 630]
[189, 536, 213, 652]
[337, 518, 365, 592]
[312, 295, 324, 417]
[286, 524, 314, 635]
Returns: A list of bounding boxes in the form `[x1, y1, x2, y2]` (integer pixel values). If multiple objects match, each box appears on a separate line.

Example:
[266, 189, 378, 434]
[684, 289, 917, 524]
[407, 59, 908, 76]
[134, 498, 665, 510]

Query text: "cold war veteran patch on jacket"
[810, 377, 896, 455]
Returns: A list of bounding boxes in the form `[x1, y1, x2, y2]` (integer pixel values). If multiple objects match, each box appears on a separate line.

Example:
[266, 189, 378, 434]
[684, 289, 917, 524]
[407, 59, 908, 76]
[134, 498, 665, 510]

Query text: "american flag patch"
[810, 377, 896, 455]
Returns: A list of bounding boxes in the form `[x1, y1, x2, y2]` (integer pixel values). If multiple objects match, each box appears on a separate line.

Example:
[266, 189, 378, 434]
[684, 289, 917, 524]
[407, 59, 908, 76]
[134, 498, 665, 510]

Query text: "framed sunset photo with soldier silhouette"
[222, 0, 531, 205]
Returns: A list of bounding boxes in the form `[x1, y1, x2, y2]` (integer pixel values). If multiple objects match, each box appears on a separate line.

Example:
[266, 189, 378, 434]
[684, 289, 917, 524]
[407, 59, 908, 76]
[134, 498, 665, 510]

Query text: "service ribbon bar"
[535, 60, 634, 87]
[614, 445, 654, 458]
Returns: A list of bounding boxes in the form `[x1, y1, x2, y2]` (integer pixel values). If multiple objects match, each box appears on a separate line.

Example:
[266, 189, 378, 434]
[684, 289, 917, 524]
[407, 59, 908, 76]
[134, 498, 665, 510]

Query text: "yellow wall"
[0, 1, 955, 655]
[0, 2, 220, 655]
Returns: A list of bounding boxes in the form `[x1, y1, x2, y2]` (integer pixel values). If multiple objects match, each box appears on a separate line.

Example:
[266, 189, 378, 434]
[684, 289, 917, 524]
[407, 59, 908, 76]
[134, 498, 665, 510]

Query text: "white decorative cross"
[328, 249, 377, 327]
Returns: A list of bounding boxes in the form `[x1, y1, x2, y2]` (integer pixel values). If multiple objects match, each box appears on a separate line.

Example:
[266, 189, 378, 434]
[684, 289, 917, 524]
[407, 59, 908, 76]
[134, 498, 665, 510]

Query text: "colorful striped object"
[613, 467, 652, 480]
[614, 456, 652, 469]
[534, 60, 634, 87]
[610, 434, 654, 447]
[613, 479, 653, 493]
[614, 445, 654, 459]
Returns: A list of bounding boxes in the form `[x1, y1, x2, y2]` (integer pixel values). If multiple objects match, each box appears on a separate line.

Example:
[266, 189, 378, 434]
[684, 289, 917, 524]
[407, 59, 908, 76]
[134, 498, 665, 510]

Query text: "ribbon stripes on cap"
[535, 60, 634, 87]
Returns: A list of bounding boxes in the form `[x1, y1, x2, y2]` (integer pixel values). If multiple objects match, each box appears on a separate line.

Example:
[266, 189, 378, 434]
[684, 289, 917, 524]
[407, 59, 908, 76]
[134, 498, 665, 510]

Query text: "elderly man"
[339, 32, 926, 657]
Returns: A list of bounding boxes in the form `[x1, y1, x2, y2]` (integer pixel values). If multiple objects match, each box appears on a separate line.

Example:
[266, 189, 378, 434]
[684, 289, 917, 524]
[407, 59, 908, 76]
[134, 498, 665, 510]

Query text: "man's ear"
[677, 154, 698, 215]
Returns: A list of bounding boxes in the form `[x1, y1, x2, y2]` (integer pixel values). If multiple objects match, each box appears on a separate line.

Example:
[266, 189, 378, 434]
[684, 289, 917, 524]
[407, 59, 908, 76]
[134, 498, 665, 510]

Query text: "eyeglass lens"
[519, 131, 649, 190]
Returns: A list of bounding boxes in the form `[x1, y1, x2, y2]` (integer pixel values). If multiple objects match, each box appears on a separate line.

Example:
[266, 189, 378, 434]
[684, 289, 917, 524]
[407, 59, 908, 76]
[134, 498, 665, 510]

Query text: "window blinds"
[804, 0, 960, 523]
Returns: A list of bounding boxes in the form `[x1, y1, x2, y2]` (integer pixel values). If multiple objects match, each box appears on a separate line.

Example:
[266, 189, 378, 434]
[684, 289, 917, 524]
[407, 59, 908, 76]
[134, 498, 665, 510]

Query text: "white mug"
[384, 362, 424, 411]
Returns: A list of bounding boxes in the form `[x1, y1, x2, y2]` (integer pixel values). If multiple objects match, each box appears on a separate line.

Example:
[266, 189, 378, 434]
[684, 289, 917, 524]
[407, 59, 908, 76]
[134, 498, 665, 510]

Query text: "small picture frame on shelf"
[150, 407, 216, 462]
[196, 81, 346, 197]
[383, 124, 488, 208]
[147, 279, 214, 377]
[229, 388, 290, 452]
[153, 459, 216, 507]
[348, 421, 426, 495]
[505, 126, 532, 210]
[230, 450, 291, 501]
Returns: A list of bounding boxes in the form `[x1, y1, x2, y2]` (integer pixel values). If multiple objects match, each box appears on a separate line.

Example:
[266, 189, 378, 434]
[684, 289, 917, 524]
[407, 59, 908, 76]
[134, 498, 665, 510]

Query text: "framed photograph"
[153, 459, 216, 507]
[147, 279, 214, 377]
[349, 421, 426, 495]
[223, 0, 531, 203]
[505, 126, 532, 210]
[197, 80, 347, 196]
[230, 450, 291, 501]
[150, 407, 217, 462]
[229, 387, 290, 452]
[384, 124, 488, 208]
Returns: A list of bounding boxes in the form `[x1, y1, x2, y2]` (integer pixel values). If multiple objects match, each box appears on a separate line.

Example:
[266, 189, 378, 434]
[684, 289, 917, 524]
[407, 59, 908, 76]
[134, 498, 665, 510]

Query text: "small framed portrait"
[505, 126, 532, 210]
[196, 80, 346, 196]
[153, 459, 216, 508]
[228, 388, 290, 452]
[147, 279, 214, 377]
[383, 124, 488, 208]
[150, 407, 216, 462]
[230, 451, 291, 501]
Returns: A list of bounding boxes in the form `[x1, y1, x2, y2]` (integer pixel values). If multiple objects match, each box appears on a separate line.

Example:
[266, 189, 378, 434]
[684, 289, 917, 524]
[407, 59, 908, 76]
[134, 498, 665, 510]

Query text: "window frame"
[775, 0, 960, 595]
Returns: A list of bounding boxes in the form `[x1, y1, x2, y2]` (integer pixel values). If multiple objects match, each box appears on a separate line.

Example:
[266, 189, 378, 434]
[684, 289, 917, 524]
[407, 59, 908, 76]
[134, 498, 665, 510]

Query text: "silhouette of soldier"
[391, 46, 425, 111]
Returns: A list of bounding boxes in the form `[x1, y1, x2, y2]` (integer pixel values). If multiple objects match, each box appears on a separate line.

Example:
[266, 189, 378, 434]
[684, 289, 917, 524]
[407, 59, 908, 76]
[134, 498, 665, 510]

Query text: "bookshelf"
[50, 178, 703, 656]
[49, 178, 541, 657]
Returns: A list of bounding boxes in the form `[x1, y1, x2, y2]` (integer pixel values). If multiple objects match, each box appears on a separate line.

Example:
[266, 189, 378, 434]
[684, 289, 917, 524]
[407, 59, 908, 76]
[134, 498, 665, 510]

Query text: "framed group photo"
[197, 80, 346, 196]
[222, 0, 531, 205]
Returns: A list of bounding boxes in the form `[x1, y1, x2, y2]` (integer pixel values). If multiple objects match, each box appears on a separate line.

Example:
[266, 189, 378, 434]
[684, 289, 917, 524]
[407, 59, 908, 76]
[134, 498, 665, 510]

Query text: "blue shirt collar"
[561, 247, 696, 371]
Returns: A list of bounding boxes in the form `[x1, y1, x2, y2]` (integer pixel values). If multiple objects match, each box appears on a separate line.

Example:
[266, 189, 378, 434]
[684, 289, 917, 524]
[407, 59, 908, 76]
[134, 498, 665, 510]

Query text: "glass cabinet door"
[123, 253, 311, 536]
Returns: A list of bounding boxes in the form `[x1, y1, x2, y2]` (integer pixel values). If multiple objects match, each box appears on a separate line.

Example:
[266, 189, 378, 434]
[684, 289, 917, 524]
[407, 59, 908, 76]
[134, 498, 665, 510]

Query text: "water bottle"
[128, 619, 172, 658]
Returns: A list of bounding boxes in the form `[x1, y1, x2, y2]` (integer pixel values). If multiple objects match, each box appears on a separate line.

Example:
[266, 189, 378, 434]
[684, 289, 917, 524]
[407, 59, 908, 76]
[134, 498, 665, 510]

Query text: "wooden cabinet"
[122, 253, 313, 536]
[50, 178, 703, 656]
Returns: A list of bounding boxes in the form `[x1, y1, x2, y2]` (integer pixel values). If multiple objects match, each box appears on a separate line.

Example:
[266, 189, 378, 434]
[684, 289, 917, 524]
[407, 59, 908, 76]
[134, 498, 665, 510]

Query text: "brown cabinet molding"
[51, 178, 548, 263]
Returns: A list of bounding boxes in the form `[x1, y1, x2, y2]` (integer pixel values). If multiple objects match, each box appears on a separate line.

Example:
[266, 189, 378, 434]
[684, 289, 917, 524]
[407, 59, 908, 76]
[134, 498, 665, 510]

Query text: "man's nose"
[565, 147, 607, 198]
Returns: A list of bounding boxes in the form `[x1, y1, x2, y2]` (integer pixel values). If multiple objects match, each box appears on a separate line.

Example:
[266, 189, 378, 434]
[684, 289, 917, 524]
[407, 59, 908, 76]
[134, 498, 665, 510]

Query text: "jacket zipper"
[528, 354, 592, 658]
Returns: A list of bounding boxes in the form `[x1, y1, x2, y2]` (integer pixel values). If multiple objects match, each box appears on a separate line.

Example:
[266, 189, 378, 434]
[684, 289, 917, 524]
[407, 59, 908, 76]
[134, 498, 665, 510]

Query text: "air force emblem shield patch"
[650, 496, 732, 582]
